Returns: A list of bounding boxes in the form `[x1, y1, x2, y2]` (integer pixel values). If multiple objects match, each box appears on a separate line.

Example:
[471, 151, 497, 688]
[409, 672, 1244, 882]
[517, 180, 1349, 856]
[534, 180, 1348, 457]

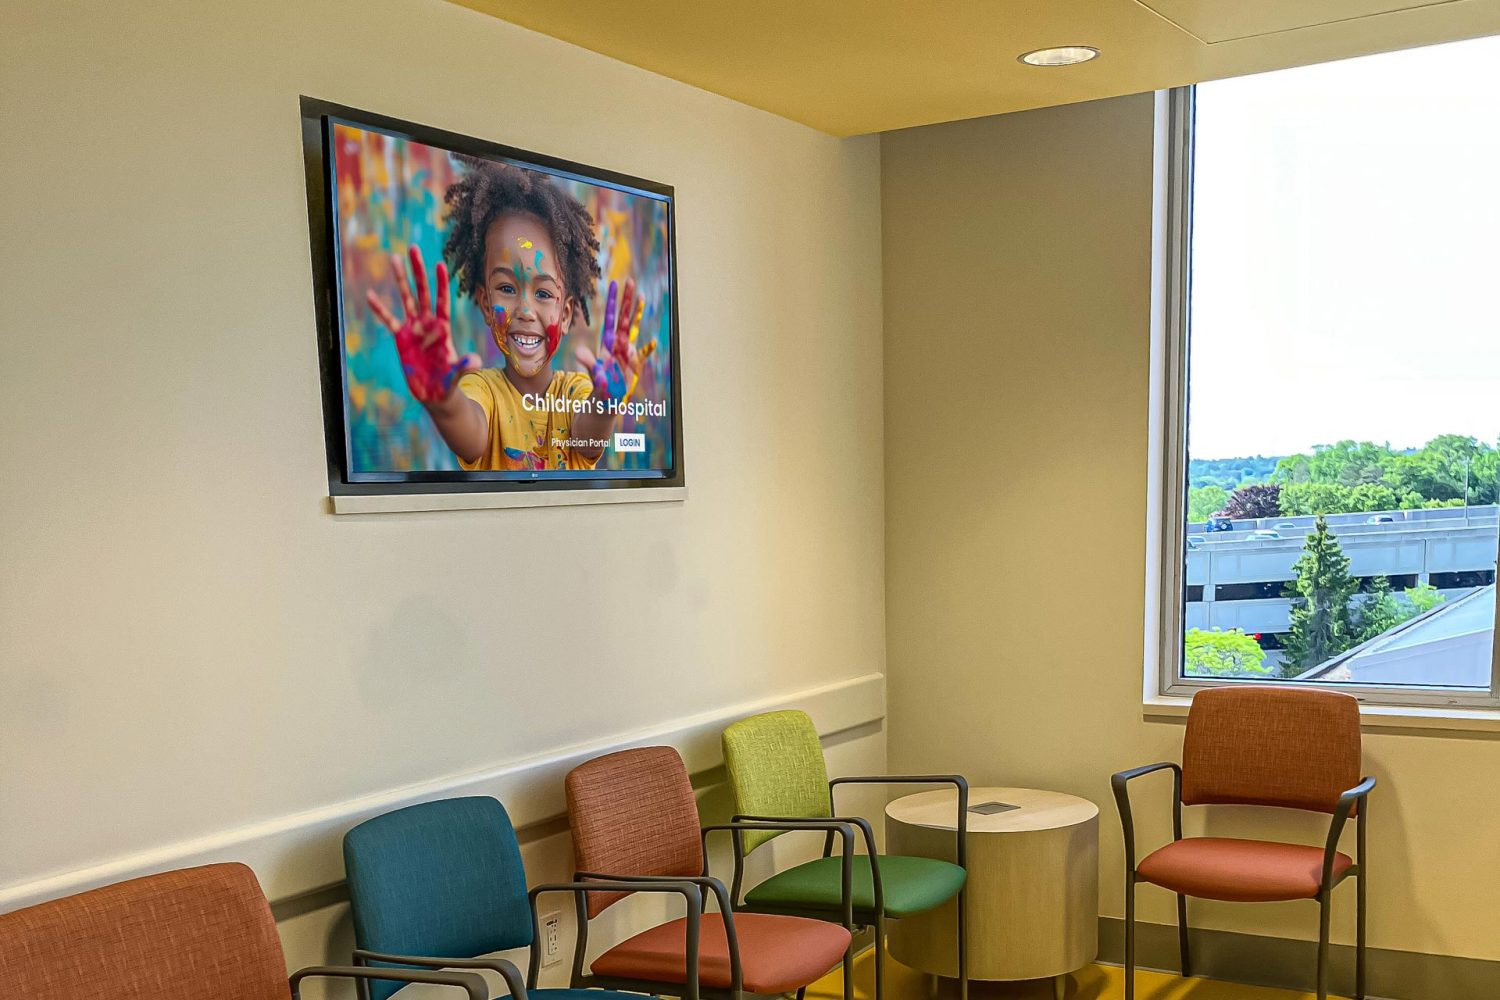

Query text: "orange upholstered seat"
[565, 745, 854, 997]
[1112, 687, 1376, 1000]
[592, 911, 852, 994]
[1136, 837, 1353, 903]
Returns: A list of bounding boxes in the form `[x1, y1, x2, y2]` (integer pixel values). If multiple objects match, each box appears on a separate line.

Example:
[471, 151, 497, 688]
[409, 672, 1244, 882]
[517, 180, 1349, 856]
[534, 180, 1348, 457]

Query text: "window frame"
[1150, 86, 1500, 710]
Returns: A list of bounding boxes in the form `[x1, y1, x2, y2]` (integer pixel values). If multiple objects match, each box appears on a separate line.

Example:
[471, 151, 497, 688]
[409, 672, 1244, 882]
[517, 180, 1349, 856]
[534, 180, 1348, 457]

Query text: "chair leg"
[1124, 873, 1136, 1000]
[796, 989, 807, 1000]
[842, 942, 855, 1000]
[1176, 893, 1192, 978]
[1356, 872, 1367, 1000]
[956, 890, 969, 1000]
[873, 913, 887, 1000]
[1316, 892, 1331, 1000]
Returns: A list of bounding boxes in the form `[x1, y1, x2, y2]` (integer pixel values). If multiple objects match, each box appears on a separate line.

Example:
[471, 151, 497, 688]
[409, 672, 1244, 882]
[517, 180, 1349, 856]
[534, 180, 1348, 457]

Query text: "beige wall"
[881, 93, 1500, 962]
[0, 0, 886, 990]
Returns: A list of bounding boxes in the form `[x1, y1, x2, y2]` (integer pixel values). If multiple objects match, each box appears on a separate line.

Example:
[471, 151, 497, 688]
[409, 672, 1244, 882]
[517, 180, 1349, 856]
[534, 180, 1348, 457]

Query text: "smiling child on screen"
[366, 157, 647, 472]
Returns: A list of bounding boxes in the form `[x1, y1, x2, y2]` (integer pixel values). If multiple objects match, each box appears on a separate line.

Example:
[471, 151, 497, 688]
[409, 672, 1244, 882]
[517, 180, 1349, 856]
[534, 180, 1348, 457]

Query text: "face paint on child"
[482, 212, 571, 382]
[493, 306, 511, 358]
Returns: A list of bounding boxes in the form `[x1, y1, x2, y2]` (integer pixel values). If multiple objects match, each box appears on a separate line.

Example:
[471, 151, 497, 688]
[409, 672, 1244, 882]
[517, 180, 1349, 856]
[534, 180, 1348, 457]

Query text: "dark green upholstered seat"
[745, 854, 966, 917]
[720, 710, 970, 1000]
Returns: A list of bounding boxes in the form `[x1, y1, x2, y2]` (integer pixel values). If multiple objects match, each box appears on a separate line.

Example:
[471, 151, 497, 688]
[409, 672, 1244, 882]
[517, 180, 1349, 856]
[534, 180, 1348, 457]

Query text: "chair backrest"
[1180, 686, 1362, 814]
[565, 745, 703, 917]
[721, 710, 832, 851]
[0, 862, 289, 1000]
[344, 797, 532, 1000]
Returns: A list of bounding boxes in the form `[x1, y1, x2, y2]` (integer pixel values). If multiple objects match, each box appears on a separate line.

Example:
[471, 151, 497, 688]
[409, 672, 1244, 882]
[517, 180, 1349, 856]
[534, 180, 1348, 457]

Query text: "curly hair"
[442, 156, 601, 323]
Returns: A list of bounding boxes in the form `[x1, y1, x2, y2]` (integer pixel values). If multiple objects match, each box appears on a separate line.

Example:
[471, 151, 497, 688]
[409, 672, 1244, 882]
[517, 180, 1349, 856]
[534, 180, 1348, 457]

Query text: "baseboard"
[1098, 917, 1500, 999]
[0, 672, 886, 914]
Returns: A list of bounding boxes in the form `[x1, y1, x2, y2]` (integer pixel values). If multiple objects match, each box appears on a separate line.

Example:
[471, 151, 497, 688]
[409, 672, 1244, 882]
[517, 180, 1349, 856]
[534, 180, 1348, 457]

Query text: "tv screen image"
[307, 102, 681, 494]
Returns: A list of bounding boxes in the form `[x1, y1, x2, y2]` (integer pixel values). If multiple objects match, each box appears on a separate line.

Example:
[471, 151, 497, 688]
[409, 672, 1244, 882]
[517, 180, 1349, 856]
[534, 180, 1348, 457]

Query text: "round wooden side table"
[885, 786, 1098, 999]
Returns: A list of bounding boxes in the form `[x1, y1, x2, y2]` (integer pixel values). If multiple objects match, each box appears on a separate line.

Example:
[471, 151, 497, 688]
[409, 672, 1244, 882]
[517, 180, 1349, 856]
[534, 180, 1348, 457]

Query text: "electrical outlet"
[541, 911, 562, 967]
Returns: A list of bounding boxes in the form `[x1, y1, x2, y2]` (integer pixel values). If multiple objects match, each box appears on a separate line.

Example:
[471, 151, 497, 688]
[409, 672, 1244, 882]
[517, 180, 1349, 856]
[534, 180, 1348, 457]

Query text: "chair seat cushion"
[1136, 837, 1353, 902]
[744, 854, 966, 917]
[590, 911, 850, 994]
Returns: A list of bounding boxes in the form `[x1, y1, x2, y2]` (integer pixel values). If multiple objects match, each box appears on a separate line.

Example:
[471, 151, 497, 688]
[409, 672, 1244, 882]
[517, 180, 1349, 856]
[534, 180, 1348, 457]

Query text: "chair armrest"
[353, 950, 525, 1000]
[704, 819, 858, 925]
[572, 871, 741, 992]
[829, 775, 969, 867]
[1322, 775, 1376, 889]
[831, 774, 968, 789]
[528, 879, 705, 1000]
[1110, 761, 1183, 870]
[730, 813, 881, 905]
[529, 878, 706, 904]
[289, 965, 488, 1000]
[573, 871, 732, 915]
[725, 815, 874, 857]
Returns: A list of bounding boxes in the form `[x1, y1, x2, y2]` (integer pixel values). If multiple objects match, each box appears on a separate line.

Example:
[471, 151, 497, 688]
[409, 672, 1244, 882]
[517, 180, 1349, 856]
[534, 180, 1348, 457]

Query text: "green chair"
[721, 710, 969, 1000]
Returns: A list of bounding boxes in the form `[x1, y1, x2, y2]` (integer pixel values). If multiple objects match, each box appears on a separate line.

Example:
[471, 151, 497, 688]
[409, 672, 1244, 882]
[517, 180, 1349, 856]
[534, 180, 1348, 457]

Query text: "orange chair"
[565, 746, 855, 1000]
[0, 862, 489, 999]
[1112, 687, 1374, 1000]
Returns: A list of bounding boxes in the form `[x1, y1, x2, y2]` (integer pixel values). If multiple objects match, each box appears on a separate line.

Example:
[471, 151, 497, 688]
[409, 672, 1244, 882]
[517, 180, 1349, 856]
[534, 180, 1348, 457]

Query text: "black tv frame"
[300, 96, 686, 498]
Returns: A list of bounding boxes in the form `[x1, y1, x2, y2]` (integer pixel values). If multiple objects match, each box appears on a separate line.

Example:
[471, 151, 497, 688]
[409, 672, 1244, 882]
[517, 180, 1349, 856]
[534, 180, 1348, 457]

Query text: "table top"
[886, 786, 1098, 834]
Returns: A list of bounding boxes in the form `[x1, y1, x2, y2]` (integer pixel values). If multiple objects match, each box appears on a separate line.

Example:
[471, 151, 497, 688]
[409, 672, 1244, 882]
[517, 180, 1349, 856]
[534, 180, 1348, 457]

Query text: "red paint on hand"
[366, 245, 477, 402]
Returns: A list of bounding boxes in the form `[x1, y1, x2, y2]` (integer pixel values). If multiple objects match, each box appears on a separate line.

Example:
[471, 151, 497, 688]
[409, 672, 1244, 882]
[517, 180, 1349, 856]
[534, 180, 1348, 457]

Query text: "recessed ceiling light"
[1018, 46, 1100, 67]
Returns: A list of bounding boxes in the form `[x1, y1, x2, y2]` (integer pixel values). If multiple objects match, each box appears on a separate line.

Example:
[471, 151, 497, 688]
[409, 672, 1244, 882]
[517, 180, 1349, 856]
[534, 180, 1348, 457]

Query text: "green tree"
[1312, 440, 1393, 486]
[1471, 448, 1500, 506]
[1281, 482, 1399, 516]
[1382, 437, 1476, 502]
[1353, 576, 1402, 645]
[1187, 485, 1229, 523]
[1184, 629, 1271, 677]
[1404, 582, 1445, 615]
[1281, 482, 1354, 516]
[1215, 435, 1498, 512]
[1282, 516, 1358, 676]
[1350, 578, 1448, 646]
[1346, 483, 1398, 513]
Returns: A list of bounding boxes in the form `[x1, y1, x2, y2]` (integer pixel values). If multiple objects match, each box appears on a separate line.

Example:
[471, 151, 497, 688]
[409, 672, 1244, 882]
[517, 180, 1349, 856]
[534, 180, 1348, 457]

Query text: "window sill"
[1144, 695, 1500, 735]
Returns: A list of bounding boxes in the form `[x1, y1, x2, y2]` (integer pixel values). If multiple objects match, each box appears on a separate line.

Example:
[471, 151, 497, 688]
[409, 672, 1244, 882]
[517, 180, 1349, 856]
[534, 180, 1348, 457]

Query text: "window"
[1155, 37, 1500, 706]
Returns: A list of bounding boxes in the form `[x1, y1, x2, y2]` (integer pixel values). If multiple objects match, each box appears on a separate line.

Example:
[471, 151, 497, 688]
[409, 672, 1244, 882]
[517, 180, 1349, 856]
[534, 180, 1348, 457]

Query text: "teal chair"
[721, 710, 969, 1000]
[344, 796, 705, 1000]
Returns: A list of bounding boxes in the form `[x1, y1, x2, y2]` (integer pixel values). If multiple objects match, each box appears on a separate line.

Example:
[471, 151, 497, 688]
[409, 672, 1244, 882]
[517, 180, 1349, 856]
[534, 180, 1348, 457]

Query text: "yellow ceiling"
[449, 0, 1500, 136]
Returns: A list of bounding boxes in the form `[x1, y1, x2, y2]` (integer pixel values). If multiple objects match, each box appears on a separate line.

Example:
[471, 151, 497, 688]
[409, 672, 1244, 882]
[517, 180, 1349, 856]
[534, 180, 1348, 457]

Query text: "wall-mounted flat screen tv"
[302, 98, 683, 499]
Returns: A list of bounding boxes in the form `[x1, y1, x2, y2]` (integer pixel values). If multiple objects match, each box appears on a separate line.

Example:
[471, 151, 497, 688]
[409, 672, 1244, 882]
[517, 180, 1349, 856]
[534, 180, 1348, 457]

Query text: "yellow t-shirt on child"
[456, 368, 600, 472]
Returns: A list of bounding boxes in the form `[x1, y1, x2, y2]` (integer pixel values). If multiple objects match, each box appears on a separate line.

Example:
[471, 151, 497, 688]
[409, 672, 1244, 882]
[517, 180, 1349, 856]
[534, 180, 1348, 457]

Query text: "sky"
[1188, 33, 1500, 461]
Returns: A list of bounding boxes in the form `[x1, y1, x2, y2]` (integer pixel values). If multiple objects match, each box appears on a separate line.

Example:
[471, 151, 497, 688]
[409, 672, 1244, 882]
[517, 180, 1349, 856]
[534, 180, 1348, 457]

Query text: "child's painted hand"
[367, 245, 481, 403]
[574, 278, 654, 402]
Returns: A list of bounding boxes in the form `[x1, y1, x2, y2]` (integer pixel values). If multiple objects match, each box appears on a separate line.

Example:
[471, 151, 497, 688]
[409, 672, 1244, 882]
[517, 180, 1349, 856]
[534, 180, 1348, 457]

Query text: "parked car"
[1274, 521, 1298, 531]
[1186, 536, 1204, 550]
[1206, 516, 1234, 533]
[1366, 514, 1396, 524]
[1247, 529, 1282, 540]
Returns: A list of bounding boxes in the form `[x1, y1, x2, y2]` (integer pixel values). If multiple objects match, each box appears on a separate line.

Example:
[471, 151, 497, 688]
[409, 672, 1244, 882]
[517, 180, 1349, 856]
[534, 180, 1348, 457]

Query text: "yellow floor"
[807, 950, 1329, 1000]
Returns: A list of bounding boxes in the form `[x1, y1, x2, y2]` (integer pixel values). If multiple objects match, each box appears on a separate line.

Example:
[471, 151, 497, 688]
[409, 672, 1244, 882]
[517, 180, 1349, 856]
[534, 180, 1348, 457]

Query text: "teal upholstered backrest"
[344, 796, 532, 1000]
